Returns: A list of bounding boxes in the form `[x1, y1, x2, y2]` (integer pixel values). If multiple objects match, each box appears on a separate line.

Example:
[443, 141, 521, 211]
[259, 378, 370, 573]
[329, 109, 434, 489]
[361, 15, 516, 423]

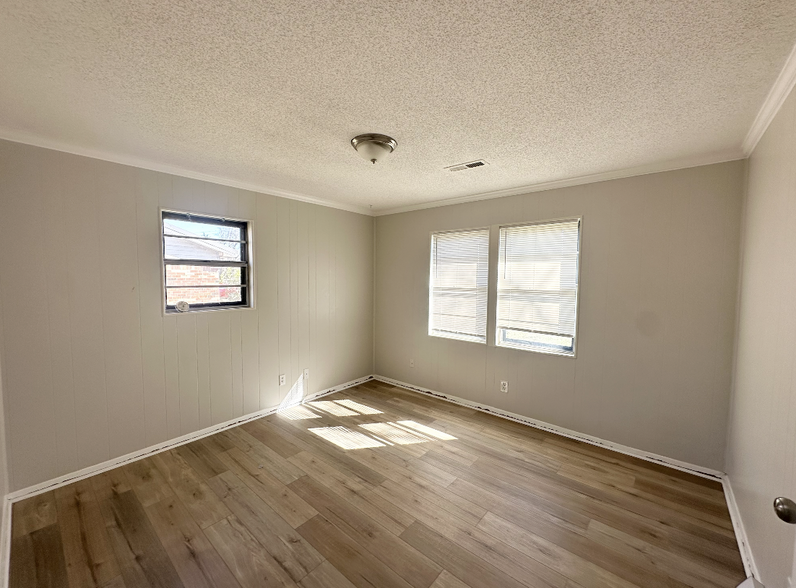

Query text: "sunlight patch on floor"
[278, 405, 321, 420]
[335, 399, 383, 415]
[359, 423, 429, 445]
[397, 420, 457, 440]
[309, 401, 360, 417]
[309, 426, 386, 449]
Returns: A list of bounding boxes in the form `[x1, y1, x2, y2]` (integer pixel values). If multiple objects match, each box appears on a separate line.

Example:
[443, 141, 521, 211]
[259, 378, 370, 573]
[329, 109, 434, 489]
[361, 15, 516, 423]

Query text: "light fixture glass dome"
[351, 134, 397, 164]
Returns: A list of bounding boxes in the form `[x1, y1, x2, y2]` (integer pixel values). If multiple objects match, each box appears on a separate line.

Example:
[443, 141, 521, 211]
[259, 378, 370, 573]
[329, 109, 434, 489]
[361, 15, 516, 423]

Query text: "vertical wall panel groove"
[42, 152, 79, 475]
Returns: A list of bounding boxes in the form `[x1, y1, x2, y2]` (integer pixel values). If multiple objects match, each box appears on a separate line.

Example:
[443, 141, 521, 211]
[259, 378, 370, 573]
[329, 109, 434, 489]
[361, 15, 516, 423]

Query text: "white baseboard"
[0, 496, 9, 588]
[0, 373, 373, 588]
[372, 374, 724, 481]
[722, 474, 759, 580]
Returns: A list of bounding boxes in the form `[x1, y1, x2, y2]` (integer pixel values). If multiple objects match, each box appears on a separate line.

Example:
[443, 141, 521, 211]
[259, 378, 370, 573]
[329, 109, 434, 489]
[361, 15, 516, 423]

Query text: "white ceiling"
[1, 1, 796, 215]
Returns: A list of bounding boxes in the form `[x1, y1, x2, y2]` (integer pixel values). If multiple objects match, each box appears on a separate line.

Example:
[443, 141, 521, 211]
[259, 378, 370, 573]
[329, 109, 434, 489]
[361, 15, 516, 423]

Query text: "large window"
[496, 219, 581, 356]
[162, 211, 252, 313]
[428, 228, 489, 343]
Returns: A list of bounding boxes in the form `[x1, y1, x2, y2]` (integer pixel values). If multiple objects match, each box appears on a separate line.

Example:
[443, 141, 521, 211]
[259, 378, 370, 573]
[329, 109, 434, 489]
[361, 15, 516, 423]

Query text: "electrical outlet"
[409, 359, 415, 368]
[279, 374, 286, 386]
[304, 368, 309, 379]
[500, 381, 509, 393]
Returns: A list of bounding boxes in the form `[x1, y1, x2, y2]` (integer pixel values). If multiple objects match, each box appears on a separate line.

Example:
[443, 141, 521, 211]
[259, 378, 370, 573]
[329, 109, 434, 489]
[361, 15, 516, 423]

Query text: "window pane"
[163, 218, 243, 241]
[495, 291, 577, 336]
[164, 236, 242, 262]
[166, 286, 243, 307]
[162, 212, 251, 313]
[496, 219, 580, 355]
[429, 229, 489, 343]
[166, 265, 242, 287]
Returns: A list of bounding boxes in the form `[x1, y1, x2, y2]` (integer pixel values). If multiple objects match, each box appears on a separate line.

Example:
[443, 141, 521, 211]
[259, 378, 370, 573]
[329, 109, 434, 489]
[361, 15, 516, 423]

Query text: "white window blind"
[429, 229, 489, 343]
[496, 219, 581, 355]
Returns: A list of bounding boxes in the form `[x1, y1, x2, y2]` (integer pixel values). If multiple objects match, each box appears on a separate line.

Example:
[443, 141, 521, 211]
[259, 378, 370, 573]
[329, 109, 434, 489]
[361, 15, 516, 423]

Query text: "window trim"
[495, 216, 583, 358]
[160, 209, 255, 315]
[428, 226, 491, 344]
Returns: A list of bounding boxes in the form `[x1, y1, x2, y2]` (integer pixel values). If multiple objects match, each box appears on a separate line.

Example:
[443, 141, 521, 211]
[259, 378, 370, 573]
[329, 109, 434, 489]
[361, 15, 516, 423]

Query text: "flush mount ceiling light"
[351, 134, 397, 164]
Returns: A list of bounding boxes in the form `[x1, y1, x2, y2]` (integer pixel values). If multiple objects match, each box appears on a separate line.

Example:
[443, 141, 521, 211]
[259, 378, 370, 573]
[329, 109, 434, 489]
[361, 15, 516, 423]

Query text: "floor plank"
[54, 480, 120, 588]
[216, 447, 317, 528]
[90, 469, 131, 502]
[173, 441, 229, 481]
[206, 471, 323, 582]
[144, 495, 241, 588]
[399, 521, 536, 588]
[204, 516, 298, 588]
[151, 450, 231, 529]
[289, 475, 441, 588]
[10, 534, 36, 588]
[99, 489, 184, 588]
[30, 524, 70, 588]
[296, 515, 414, 588]
[12, 492, 58, 538]
[123, 458, 174, 508]
[298, 560, 357, 588]
[10, 524, 70, 588]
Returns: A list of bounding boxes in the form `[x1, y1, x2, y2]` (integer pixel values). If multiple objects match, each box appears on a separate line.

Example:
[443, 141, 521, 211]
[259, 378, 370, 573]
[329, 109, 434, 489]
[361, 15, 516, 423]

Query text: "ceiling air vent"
[444, 159, 489, 172]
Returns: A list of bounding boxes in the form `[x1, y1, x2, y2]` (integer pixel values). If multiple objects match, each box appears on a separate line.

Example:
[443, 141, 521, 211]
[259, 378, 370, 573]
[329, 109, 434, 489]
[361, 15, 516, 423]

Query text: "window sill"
[164, 304, 255, 316]
[495, 340, 576, 358]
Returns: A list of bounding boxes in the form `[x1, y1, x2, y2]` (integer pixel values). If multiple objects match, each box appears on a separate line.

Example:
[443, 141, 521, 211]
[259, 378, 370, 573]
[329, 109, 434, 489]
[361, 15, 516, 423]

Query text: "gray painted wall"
[375, 161, 744, 471]
[0, 140, 374, 492]
[726, 86, 796, 587]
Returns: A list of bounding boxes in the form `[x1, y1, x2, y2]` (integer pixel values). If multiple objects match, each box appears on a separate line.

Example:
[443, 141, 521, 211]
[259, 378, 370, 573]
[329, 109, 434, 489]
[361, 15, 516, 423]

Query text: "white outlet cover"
[500, 381, 509, 393]
[304, 368, 309, 378]
[279, 374, 286, 386]
[409, 359, 415, 368]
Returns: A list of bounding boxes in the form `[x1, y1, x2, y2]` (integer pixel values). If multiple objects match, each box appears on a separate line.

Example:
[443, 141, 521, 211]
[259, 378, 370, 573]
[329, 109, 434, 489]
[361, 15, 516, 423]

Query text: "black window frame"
[162, 210, 252, 313]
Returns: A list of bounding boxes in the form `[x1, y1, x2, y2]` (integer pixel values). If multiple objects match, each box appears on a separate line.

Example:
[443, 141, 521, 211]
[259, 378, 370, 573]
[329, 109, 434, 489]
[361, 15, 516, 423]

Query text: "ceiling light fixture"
[351, 134, 397, 164]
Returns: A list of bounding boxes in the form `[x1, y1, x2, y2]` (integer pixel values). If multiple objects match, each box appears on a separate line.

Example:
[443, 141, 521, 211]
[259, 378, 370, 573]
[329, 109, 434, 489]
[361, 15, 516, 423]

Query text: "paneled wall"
[375, 161, 744, 471]
[0, 140, 374, 492]
[726, 86, 796, 586]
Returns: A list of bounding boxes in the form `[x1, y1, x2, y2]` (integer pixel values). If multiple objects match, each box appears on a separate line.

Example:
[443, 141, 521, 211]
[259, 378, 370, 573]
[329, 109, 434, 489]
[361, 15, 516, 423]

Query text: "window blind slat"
[429, 229, 489, 343]
[496, 219, 580, 354]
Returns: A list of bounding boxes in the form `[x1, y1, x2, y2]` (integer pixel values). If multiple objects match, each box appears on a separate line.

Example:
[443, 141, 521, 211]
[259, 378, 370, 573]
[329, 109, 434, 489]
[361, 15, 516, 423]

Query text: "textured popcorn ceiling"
[1, 1, 796, 213]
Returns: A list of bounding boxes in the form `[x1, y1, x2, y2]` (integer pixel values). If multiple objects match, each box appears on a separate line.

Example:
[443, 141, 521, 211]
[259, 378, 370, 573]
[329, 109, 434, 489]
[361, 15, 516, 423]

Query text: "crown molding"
[0, 129, 373, 216]
[742, 41, 796, 156]
[0, 129, 747, 220]
[373, 148, 745, 216]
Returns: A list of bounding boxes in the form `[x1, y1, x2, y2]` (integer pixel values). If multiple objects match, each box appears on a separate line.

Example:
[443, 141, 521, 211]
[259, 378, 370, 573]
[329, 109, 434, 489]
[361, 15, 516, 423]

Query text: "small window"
[496, 219, 581, 356]
[429, 228, 489, 343]
[162, 211, 252, 313]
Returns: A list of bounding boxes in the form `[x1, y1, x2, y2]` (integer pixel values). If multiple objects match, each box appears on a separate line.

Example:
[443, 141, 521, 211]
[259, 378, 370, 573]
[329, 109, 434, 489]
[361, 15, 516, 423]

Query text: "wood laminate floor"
[9, 381, 746, 588]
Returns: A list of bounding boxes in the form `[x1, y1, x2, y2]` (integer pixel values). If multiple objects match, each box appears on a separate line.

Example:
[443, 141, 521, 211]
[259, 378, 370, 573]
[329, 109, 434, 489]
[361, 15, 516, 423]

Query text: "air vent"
[444, 159, 489, 172]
